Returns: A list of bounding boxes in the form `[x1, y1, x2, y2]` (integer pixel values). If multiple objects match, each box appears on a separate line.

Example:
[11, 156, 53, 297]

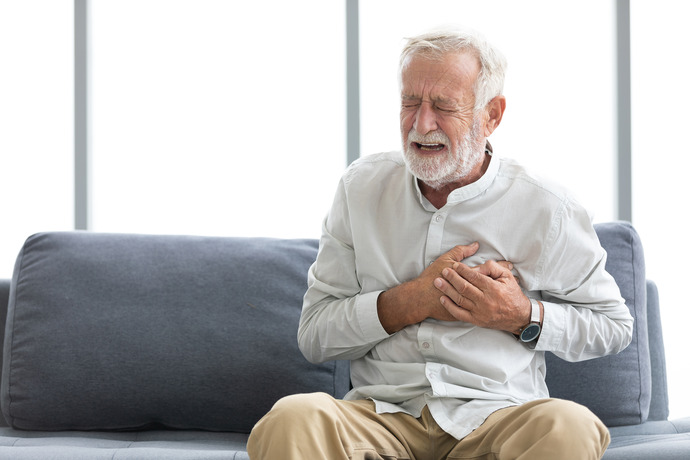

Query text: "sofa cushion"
[603, 433, 690, 459]
[545, 221, 651, 426]
[0, 427, 252, 460]
[1, 232, 349, 432]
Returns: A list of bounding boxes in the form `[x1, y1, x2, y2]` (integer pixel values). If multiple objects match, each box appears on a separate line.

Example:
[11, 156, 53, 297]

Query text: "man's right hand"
[376, 243, 480, 334]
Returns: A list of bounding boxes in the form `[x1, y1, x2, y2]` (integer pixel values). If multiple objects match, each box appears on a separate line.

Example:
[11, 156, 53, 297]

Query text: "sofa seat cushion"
[609, 417, 690, 437]
[0, 428, 250, 460]
[1, 232, 349, 432]
[604, 433, 690, 459]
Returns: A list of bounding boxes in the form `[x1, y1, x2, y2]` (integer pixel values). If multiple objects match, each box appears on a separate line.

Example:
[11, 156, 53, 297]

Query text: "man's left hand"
[433, 260, 531, 333]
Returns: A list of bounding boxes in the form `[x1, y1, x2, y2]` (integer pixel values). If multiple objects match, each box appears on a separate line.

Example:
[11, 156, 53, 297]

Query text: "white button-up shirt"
[298, 151, 634, 440]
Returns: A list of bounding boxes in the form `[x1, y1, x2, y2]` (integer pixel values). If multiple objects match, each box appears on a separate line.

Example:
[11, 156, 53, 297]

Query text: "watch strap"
[530, 298, 540, 324]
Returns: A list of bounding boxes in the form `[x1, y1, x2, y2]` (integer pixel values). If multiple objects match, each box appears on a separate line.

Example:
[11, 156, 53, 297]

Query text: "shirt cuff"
[355, 290, 391, 342]
[534, 300, 566, 352]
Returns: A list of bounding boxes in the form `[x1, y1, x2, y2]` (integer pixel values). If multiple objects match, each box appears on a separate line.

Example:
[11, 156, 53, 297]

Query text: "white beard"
[403, 119, 485, 190]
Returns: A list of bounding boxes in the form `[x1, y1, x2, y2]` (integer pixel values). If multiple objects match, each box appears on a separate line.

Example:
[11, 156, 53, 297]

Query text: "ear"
[483, 95, 506, 137]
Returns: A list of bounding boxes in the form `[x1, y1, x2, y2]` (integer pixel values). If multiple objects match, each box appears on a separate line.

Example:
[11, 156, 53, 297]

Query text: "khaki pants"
[247, 392, 610, 460]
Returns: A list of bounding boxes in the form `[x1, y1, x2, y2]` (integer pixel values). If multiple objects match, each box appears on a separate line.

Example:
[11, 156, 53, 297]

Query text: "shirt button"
[435, 215, 443, 222]
[422, 342, 431, 349]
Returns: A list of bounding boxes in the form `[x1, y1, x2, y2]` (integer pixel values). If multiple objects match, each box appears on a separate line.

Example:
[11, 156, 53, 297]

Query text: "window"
[359, 0, 617, 223]
[90, 0, 346, 238]
[0, 1, 73, 277]
[631, 0, 690, 419]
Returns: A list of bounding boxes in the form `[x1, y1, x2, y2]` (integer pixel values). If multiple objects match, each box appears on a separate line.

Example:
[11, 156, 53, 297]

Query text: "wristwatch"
[518, 299, 541, 343]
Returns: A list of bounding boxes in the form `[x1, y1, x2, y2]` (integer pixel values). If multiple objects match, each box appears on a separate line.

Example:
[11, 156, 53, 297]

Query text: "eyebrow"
[401, 94, 459, 106]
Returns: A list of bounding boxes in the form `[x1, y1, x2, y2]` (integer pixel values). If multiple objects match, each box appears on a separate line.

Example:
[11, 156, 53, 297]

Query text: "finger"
[439, 295, 473, 322]
[438, 268, 481, 308]
[495, 261, 521, 284]
[447, 242, 479, 262]
[494, 261, 520, 284]
[451, 262, 498, 294]
[495, 260, 514, 271]
[468, 260, 513, 273]
[471, 260, 512, 281]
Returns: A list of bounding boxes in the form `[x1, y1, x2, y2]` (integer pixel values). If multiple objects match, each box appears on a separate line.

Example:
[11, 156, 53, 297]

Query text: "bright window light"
[90, 0, 346, 239]
[359, 0, 617, 224]
[631, 0, 690, 419]
[0, 1, 73, 278]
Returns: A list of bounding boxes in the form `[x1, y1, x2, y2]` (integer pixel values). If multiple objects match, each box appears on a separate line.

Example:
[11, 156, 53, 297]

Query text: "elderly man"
[247, 27, 633, 460]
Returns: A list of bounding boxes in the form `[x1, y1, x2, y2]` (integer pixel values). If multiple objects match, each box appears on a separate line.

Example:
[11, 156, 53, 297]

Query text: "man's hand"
[434, 259, 531, 333]
[377, 243, 480, 334]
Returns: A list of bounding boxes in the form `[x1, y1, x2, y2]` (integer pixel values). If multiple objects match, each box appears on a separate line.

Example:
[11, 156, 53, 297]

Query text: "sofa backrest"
[0, 221, 670, 431]
[1, 232, 350, 432]
[545, 221, 663, 427]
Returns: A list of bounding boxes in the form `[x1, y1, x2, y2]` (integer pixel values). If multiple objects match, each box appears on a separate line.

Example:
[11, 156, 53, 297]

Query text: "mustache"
[407, 130, 450, 145]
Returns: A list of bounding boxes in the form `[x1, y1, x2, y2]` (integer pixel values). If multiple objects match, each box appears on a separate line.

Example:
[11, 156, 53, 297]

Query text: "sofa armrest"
[0, 279, 8, 428]
[646, 280, 670, 421]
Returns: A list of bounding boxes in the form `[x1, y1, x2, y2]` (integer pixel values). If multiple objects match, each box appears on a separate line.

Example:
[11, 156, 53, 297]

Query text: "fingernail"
[434, 278, 443, 288]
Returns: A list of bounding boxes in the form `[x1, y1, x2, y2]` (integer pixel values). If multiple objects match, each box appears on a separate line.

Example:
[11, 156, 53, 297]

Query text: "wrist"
[377, 281, 425, 334]
[512, 296, 533, 334]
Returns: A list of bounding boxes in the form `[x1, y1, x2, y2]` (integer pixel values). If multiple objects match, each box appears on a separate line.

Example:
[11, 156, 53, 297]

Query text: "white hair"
[399, 26, 507, 112]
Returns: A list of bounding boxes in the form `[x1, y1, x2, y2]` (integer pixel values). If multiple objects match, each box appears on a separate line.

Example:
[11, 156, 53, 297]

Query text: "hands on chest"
[377, 242, 533, 335]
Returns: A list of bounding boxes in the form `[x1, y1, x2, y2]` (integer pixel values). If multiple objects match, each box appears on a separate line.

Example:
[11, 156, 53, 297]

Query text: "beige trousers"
[247, 392, 610, 460]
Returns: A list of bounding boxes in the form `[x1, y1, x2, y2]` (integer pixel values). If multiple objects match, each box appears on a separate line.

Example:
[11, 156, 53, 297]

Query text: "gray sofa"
[0, 221, 687, 459]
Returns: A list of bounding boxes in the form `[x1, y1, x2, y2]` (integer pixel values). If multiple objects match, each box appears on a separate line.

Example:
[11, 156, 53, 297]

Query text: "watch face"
[520, 323, 541, 342]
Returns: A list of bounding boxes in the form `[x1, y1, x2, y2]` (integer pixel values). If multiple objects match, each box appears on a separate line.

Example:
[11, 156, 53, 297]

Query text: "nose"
[414, 102, 438, 135]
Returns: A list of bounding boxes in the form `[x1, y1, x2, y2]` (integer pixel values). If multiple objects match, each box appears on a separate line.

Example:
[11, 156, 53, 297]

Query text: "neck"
[419, 153, 491, 208]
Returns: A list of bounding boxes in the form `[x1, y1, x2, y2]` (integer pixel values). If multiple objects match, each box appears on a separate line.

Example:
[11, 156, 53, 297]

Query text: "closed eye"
[435, 104, 458, 113]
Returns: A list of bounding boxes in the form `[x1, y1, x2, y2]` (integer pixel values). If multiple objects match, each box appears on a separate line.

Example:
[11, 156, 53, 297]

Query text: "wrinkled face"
[400, 51, 486, 189]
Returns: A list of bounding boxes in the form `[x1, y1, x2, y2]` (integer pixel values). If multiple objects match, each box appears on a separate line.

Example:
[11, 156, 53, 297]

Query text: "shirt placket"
[424, 210, 447, 267]
[420, 209, 447, 391]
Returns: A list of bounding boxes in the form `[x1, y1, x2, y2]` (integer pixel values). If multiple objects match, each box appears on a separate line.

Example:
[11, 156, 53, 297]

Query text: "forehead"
[400, 51, 480, 100]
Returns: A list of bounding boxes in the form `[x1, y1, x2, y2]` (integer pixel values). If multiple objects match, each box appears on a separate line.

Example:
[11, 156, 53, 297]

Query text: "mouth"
[414, 142, 446, 152]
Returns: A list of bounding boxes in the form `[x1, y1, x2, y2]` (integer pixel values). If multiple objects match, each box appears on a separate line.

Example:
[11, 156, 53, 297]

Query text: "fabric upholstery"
[0, 223, 688, 459]
[1, 232, 349, 432]
[0, 427, 251, 459]
[645, 280, 670, 421]
[604, 432, 690, 460]
[0, 280, 6, 429]
[545, 221, 652, 426]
